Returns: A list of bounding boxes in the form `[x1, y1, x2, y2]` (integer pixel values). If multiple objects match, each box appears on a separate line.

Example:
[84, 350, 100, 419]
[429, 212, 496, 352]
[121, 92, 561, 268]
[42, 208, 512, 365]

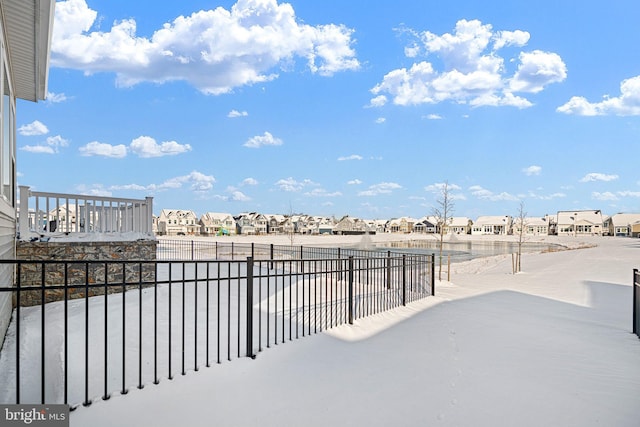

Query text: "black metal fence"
[0, 253, 434, 408]
[634, 269, 640, 339]
[156, 239, 404, 261]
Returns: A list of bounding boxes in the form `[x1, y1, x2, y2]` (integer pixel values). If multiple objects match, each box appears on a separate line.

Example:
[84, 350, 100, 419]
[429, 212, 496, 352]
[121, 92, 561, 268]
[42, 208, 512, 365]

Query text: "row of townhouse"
[154, 209, 640, 238]
[155, 210, 338, 236]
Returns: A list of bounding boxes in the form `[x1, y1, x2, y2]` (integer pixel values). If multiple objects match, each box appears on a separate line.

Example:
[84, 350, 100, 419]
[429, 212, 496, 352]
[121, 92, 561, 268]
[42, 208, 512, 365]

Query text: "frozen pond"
[363, 239, 563, 263]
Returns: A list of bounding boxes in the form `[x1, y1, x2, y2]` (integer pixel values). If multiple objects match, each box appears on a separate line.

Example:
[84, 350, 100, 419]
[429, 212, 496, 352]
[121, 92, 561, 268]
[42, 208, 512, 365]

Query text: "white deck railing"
[18, 186, 153, 239]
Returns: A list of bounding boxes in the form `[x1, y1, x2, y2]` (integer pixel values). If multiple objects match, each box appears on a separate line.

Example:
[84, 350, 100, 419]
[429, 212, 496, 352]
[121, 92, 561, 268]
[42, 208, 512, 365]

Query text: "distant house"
[333, 216, 370, 235]
[235, 212, 267, 235]
[513, 217, 549, 236]
[388, 217, 417, 233]
[413, 217, 437, 234]
[472, 216, 513, 235]
[200, 212, 236, 236]
[266, 214, 286, 234]
[445, 217, 472, 235]
[317, 217, 336, 234]
[152, 215, 159, 234]
[158, 209, 200, 236]
[607, 213, 640, 237]
[556, 210, 604, 236]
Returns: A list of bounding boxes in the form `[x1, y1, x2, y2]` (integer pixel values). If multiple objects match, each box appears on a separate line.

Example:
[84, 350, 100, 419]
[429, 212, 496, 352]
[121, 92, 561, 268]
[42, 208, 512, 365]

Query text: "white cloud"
[73, 184, 113, 197]
[52, 0, 359, 95]
[509, 50, 567, 93]
[274, 177, 316, 192]
[110, 171, 215, 193]
[425, 182, 462, 192]
[371, 19, 565, 108]
[130, 136, 192, 158]
[592, 191, 618, 201]
[347, 179, 362, 185]
[228, 110, 248, 118]
[423, 114, 442, 120]
[244, 132, 283, 148]
[579, 173, 619, 183]
[18, 120, 49, 136]
[522, 165, 542, 176]
[557, 75, 640, 116]
[617, 191, 640, 198]
[358, 182, 402, 196]
[79, 141, 127, 158]
[375, 117, 386, 124]
[231, 191, 251, 201]
[492, 30, 530, 50]
[21, 135, 69, 154]
[157, 171, 215, 192]
[337, 154, 362, 161]
[368, 95, 387, 107]
[46, 92, 68, 103]
[20, 145, 56, 154]
[526, 191, 566, 200]
[241, 178, 258, 186]
[425, 182, 466, 200]
[469, 185, 518, 201]
[109, 183, 148, 191]
[304, 188, 342, 197]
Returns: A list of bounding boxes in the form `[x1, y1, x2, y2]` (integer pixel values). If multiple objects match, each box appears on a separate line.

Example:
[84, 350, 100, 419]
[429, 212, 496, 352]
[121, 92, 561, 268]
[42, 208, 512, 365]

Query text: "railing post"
[246, 257, 255, 358]
[251, 242, 255, 259]
[145, 197, 153, 234]
[18, 185, 30, 239]
[191, 240, 195, 261]
[348, 256, 354, 324]
[402, 254, 407, 306]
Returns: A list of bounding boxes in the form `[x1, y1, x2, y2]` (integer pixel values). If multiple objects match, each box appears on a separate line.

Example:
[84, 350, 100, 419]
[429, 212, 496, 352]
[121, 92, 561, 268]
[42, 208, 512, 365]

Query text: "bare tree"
[432, 181, 454, 281]
[514, 201, 527, 273]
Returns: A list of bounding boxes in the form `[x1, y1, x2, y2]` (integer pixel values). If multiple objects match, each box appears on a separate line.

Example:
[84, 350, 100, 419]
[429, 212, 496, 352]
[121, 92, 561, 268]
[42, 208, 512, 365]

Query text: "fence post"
[348, 256, 354, 324]
[251, 242, 255, 259]
[246, 257, 255, 358]
[191, 240, 194, 260]
[634, 269, 638, 336]
[402, 255, 407, 306]
[270, 244, 274, 269]
[386, 251, 391, 290]
[431, 253, 435, 296]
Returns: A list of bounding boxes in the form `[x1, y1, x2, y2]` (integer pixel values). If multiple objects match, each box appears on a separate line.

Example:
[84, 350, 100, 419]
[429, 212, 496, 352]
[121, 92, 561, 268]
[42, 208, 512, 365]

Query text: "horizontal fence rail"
[0, 254, 434, 408]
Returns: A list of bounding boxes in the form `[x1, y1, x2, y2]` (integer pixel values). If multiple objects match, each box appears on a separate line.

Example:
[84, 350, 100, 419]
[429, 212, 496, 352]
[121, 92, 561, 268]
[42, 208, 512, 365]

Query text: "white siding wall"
[0, 203, 15, 347]
[0, 22, 16, 347]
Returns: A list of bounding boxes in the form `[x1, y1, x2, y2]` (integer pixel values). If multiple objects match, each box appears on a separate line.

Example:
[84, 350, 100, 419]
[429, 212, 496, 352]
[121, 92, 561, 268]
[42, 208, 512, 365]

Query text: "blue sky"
[16, 0, 640, 220]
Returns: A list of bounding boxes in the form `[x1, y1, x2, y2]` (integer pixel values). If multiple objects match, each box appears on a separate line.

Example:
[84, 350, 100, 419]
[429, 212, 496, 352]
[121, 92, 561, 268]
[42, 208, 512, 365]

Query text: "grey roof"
[2, 0, 55, 101]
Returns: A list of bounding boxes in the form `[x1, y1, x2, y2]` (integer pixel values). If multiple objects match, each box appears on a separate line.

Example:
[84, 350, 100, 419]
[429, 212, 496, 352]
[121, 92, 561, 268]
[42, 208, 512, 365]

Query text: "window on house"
[1, 61, 15, 205]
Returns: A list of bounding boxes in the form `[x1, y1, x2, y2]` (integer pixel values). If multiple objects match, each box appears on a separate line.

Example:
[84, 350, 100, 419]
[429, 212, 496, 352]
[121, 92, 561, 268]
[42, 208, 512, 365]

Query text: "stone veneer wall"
[15, 240, 158, 306]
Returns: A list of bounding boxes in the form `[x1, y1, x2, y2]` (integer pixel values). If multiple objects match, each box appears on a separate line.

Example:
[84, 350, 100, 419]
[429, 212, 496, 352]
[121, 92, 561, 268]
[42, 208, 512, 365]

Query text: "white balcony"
[18, 186, 154, 241]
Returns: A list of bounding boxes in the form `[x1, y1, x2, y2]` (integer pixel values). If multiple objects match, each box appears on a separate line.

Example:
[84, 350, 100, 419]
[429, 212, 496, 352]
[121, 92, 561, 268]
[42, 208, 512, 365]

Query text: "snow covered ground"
[5, 234, 640, 426]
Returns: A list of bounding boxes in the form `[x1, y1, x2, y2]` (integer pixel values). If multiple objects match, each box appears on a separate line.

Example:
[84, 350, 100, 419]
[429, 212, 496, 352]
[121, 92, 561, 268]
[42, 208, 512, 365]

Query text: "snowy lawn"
[7, 236, 640, 426]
